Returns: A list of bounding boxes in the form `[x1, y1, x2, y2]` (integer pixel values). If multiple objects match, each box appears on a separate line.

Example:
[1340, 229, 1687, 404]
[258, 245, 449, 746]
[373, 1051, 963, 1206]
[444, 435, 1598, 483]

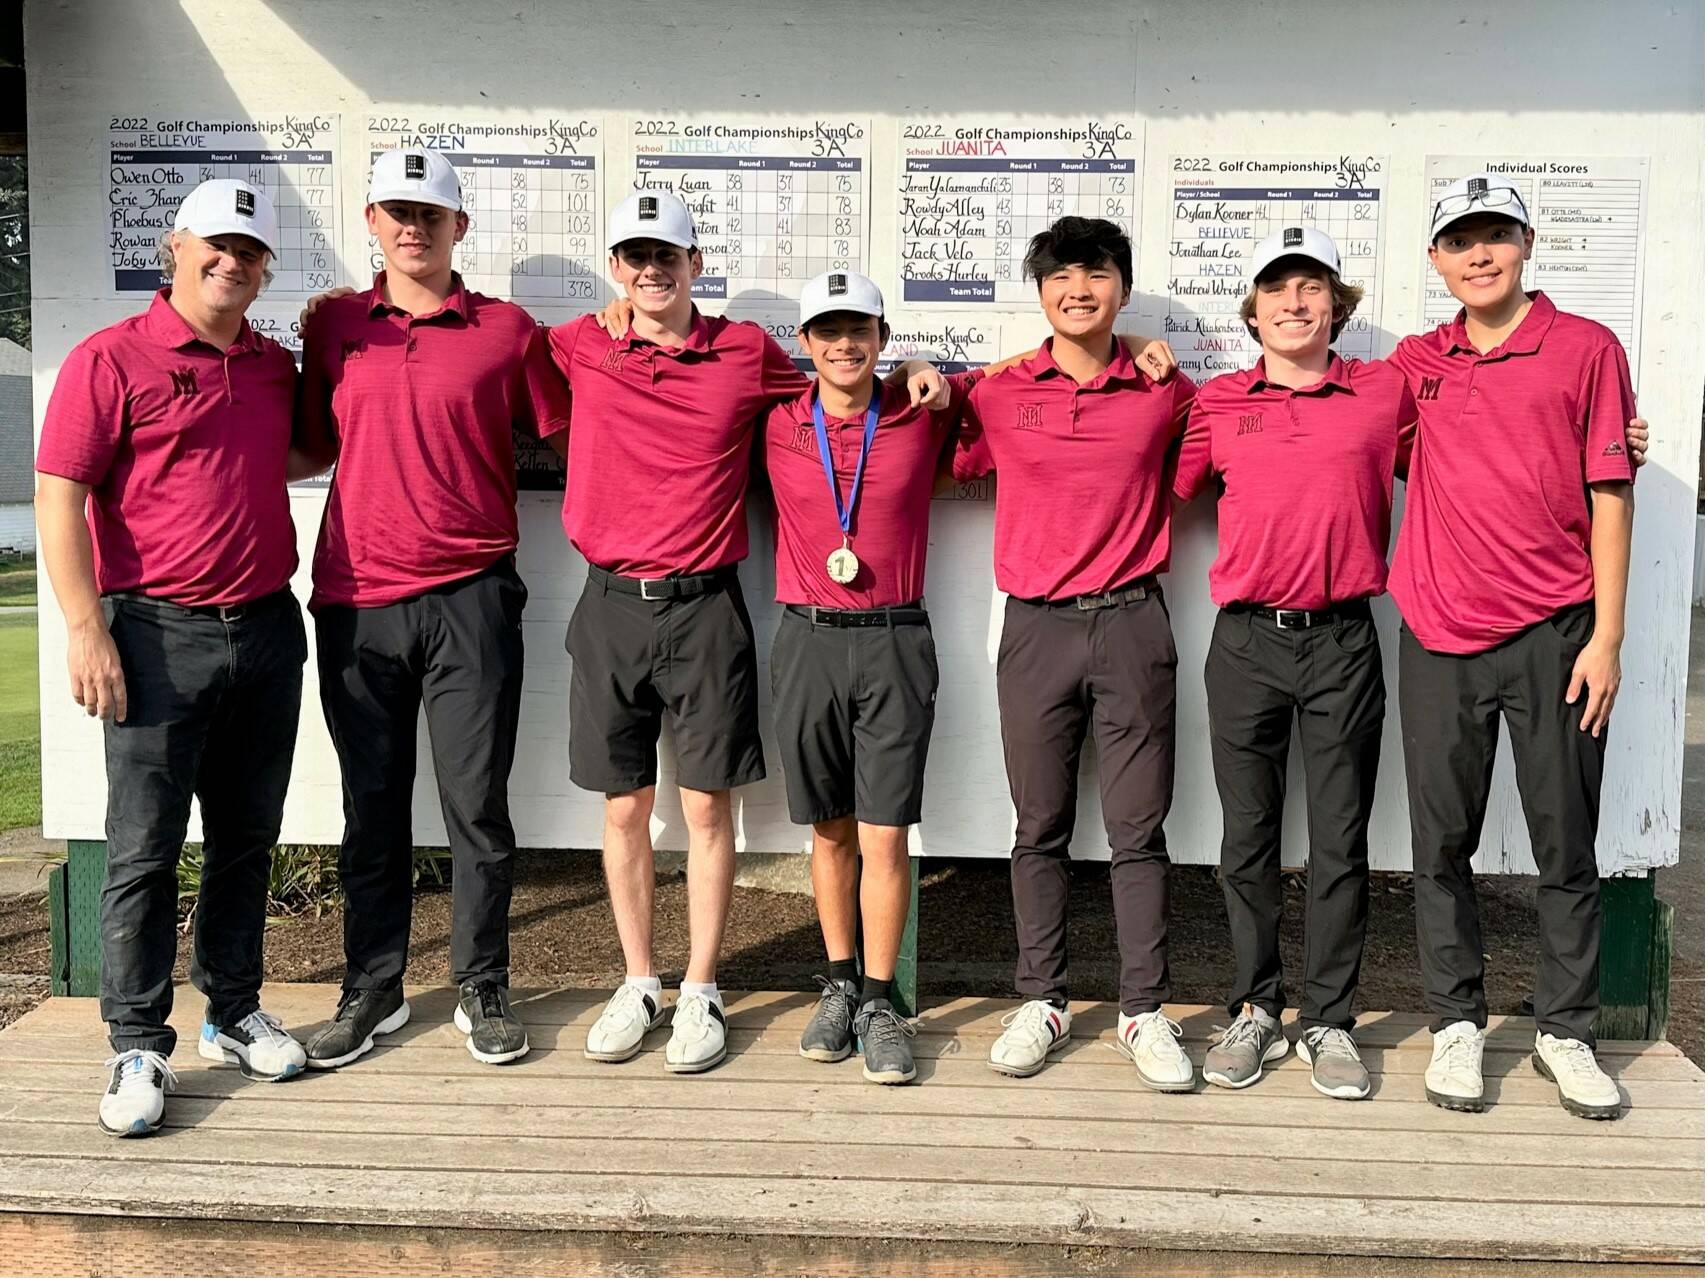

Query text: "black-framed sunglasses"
[1432, 186, 1524, 224]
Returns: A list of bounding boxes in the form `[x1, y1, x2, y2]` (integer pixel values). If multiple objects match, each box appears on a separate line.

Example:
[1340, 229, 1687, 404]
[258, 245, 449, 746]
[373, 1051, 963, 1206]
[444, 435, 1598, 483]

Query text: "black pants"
[996, 591, 1176, 1016]
[1399, 603, 1605, 1046]
[100, 591, 306, 1055]
[316, 560, 526, 991]
[1205, 607, 1384, 1031]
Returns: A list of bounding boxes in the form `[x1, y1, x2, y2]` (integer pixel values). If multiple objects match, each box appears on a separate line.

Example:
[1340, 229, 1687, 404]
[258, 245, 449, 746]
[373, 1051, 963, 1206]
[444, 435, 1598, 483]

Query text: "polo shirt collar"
[142, 288, 261, 355]
[1025, 335, 1139, 390]
[619, 306, 713, 355]
[788, 378, 905, 425]
[1443, 290, 1558, 358]
[1247, 352, 1354, 395]
[365, 271, 471, 322]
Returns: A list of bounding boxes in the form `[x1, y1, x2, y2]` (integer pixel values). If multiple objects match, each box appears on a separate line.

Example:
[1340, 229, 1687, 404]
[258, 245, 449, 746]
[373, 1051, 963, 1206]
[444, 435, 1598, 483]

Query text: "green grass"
[0, 612, 40, 829]
[0, 554, 36, 608]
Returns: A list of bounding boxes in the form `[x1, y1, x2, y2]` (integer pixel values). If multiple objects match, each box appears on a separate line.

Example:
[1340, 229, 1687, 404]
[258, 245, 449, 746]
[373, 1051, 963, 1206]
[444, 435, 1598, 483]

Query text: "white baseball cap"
[173, 178, 280, 259]
[1430, 173, 1531, 241]
[799, 270, 884, 328]
[1250, 225, 1341, 284]
[608, 189, 697, 251]
[367, 148, 463, 211]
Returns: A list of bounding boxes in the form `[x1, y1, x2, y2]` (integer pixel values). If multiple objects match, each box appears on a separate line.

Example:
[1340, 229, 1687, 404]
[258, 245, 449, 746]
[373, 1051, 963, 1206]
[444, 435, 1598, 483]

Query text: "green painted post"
[893, 858, 919, 1019]
[64, 840, 107, 997]
[1597, 872, 1656, 1041]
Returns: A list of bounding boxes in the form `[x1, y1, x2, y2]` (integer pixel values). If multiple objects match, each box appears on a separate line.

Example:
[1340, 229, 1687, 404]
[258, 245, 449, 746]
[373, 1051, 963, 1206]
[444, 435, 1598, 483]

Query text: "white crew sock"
[625, 974, 662, 996]
[679, 980, 721, 1005]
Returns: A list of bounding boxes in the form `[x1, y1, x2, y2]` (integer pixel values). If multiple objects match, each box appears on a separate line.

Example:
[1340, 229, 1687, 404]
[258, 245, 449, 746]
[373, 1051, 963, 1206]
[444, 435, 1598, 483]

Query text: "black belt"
[1016, 576, 1159, 611]
[108, 587, 295, 622]
[787, 603, 929, 628]
[588, 563, 736, 601]
[1227, 597, 1374, 630]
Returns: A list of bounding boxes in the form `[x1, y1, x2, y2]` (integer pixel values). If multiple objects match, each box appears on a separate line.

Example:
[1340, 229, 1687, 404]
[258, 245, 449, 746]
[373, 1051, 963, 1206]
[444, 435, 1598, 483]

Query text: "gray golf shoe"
[1203, 1003, 1288, 1089]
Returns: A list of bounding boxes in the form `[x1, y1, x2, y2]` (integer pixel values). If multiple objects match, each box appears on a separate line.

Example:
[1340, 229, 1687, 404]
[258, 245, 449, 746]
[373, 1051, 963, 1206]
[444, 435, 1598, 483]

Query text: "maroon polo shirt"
[1386, 291, 1637, 654]
[298, 273, 571, 610]
[762, 373, 977, 609]
[1173, 355, 1417, 610]
[35, 290, 298, 607]
[548, 310, 810, 577]
[953, 338, 1197, 600]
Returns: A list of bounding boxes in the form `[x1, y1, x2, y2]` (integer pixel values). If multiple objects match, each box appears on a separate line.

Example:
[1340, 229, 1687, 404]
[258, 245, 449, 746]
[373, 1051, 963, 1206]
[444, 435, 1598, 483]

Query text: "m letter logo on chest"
[168, 368, 198, 398]
[1237, 412, 1264, 436]
[600, 348, 626, 373]
[1016, 403, 1044, 431]
[341, 339, 366, 361]
[788, 423, 816, 456]
[1417, 376, 1444, 401]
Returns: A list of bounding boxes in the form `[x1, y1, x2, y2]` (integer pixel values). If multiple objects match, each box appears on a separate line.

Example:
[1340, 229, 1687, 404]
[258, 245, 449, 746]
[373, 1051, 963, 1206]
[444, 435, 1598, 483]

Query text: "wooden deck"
[0, 985, 1700, 1270]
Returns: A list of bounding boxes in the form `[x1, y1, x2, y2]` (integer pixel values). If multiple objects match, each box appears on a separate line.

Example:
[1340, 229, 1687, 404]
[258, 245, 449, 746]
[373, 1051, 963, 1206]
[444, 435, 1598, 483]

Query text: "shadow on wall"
[248, 0, 1704, 116]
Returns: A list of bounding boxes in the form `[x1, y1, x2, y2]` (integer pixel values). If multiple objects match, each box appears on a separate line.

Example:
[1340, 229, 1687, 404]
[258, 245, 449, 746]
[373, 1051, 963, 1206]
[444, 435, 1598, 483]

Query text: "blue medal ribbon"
[812, 390, 881, 540]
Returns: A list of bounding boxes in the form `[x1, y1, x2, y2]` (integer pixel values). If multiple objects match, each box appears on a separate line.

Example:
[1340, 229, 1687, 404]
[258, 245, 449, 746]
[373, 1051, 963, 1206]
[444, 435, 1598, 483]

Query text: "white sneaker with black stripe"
[197, 1008, 307, 1081]
[585, 982, 666, 1063]
[989, 1000, 1071, 1077]
[1115, 1010, 1195, 1092]
[98, 1049, 177, 1137]
[665, 991, 727, 1073]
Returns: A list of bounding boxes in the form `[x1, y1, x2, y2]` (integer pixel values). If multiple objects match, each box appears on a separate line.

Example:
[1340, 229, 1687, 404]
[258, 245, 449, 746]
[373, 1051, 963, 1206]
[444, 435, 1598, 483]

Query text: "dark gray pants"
[100, 591, 306, 1055]
[1399, 603, 1605, 1046]
[996, 592, 1176, 1016]
[1205, 607, 1384, 1032]
[316, 560, 526, 991]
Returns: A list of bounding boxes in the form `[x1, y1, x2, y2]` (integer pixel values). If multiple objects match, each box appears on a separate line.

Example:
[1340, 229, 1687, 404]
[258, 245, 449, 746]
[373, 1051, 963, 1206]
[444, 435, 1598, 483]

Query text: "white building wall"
[26, 0, 1705, 873]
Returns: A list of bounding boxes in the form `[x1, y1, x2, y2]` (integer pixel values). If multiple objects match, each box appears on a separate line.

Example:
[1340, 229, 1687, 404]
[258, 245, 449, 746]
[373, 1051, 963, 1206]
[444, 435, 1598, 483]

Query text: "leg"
[1088, 593, 1178, 1016]
[811, 816, 860, 963]
[191, 599, 307, 1026]
[1399, 626, 1501, 1032]
[1204, 611, 1296, 1021]
[317, 602, 422, 991]
[856, 823, 911, 981]
[1502, 605, 1607, 1046]
[99, 602, 221, 1055]
[996, 600, 1089, 1006]
[1294, 617, 1386, 1032]
[602, 786, 658, 977]
[679, 785, 735, 985]
[421, 568, 527, 987]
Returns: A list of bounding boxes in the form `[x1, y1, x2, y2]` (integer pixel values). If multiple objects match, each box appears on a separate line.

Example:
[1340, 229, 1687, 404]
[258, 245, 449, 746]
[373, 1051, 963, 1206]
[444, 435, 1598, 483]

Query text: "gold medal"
[826, 538, 860, 585]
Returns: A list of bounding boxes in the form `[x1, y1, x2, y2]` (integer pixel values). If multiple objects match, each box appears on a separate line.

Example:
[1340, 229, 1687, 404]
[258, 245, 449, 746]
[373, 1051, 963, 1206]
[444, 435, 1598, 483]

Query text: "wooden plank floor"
[0, 985, 1700, 1266]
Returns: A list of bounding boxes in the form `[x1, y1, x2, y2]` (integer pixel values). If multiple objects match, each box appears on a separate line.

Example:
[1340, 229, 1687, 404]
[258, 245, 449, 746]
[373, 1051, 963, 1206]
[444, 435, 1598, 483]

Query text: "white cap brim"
[1430, 204, 1530, 240]
[368, 186, 462, 212]
[800, 299, 884, 327]
[609, 229, 696, 251]
[176, 218, 279, 259]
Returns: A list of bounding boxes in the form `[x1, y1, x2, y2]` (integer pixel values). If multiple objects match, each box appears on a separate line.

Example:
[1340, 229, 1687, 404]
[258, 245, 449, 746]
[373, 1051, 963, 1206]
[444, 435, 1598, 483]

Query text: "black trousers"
[996, 591, 1176, 1016]
[1205, 607, 1384, 1032]
[1399, 603, 1606, 1046]
[100, 591, 305, 1054]
[316, 560, 526, 990]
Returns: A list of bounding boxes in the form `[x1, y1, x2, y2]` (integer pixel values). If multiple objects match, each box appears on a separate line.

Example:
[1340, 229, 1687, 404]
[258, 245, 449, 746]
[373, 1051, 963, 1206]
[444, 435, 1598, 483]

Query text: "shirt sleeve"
[546, 314, 588, 389]
[293, 317, 339, 458]
[758, 330, 812, 406]
[1385, 334, 1424, 382]
[928, 367, 984, 437]
[514, 323, 573, 440]
[35, 343, 127, 486]
[952, 382, 995, 481]
[1170, 400, 1214, 502]
[1167, 371, 1199, 438]
[1580, 339, 1638, 485]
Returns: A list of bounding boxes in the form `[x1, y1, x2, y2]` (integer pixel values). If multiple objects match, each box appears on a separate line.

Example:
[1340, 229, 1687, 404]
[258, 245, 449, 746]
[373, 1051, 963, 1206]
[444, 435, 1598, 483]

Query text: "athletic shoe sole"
[800, 1042, 854, 1063]
[197, 1030, 306, 1082]
[665, 1043, 727, 1074]
[97, 1113, 161, 1138]
[1424, 1085, 1485, 1113]
[1293, 1037, 1370, 1100]
[305, 1001, 411, 1070]
[988, 1034, 1070, 1078]
[863, 1063, 917, 1085]
[1202, 1036, 1290, 1090]
[584, 1014, 666, 1063]
[452, 1006, 531, 1065]
[1532, 1052, 1623, 1120]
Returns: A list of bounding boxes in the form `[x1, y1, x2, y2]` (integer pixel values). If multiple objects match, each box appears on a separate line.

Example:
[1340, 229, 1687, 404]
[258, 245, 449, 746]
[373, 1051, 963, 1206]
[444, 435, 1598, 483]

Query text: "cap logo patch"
[1467, 177, 1488, 196]
[1282, 227, 1303, 247]
[638, 196, 658, 220]
[404, 154, 426, 180]
[828, 274, 848, 296]
[234, 188, 255, 217]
